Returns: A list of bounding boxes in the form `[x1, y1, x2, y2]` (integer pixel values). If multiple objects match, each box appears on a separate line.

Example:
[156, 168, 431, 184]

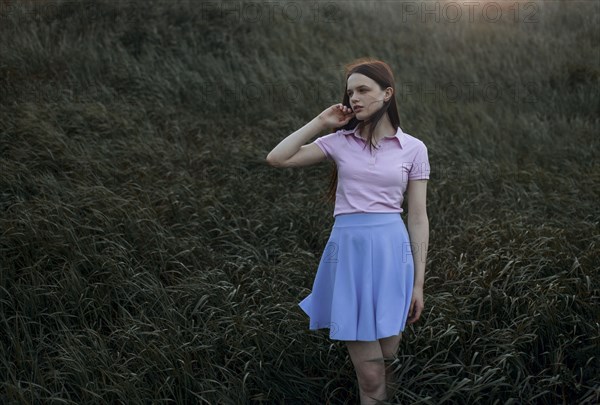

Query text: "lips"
[353, 106, 363, 111]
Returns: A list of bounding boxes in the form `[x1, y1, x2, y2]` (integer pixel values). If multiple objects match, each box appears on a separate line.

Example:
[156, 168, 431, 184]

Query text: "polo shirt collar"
[343, 126, 405, 149]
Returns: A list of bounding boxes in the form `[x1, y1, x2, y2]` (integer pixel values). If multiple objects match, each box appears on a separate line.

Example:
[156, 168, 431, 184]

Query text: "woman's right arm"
[266, 104, 355, 168]
[265, 116, 327, 168]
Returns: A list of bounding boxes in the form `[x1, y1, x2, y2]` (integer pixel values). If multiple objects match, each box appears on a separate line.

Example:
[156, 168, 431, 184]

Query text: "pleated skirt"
[298, 212, 415, 341]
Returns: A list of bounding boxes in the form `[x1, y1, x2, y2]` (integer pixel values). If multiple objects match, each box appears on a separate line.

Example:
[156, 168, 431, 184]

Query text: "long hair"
[322, 58, 402, 204]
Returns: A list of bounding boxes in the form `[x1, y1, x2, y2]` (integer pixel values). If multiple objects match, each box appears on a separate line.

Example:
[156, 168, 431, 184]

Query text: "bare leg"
[345, 340, 388, 404]
[379, 333, 402, 399]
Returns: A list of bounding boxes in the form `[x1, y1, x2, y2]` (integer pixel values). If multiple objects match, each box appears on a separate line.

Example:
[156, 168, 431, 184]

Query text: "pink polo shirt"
[312, 126, 430, 217]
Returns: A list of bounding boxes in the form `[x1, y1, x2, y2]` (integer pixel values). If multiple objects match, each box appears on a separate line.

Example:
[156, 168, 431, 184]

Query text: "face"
[346, 73, 392, 120]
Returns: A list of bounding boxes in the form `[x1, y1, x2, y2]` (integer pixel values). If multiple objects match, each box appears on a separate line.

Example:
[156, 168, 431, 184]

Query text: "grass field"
[1, 0, 599, 403]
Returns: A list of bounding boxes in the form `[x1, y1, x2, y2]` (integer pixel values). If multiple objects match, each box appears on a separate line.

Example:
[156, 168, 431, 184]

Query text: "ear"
[384, 87, 393, 101]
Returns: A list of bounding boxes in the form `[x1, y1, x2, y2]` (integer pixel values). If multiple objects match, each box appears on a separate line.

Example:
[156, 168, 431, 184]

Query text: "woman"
[266, 58, 430, 404]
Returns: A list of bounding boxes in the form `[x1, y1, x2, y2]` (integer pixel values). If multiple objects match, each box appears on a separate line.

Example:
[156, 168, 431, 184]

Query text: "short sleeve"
[408, 142, 431, 180]
[312, 130, 341, 161]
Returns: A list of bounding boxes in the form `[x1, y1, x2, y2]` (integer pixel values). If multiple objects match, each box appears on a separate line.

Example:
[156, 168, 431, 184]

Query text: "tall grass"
[1, 0, 598, 403]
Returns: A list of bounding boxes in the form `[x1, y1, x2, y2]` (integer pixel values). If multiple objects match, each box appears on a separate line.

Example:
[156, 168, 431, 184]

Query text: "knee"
[358, 367, 386, 393]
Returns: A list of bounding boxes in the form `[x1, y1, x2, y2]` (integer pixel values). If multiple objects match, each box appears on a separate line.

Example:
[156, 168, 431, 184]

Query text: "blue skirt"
[298, 212, 415, 341]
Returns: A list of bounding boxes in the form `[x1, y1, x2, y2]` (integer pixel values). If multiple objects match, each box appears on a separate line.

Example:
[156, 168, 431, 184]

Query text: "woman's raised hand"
[317, 103, 355, 128]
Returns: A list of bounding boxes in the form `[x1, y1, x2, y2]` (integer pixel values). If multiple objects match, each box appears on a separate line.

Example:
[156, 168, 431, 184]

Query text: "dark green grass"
[1, 0, 599, 403]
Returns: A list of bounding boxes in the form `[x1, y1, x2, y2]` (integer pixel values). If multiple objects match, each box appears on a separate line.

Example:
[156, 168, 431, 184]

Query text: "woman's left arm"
[405, 179, 429, 324]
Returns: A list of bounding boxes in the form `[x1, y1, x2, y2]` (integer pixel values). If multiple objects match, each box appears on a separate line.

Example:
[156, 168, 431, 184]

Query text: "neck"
[359, 117, 396, 143]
